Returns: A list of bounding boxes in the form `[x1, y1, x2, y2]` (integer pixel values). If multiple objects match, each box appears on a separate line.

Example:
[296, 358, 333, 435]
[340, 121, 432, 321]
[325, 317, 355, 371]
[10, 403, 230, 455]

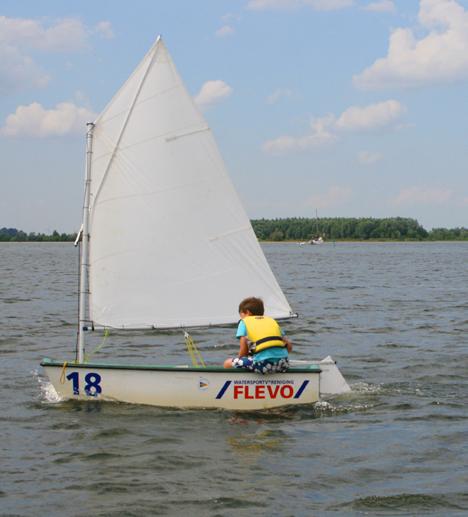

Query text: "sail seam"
[96, 84, 181, 127]
[91, 41, 161, 210]
[92, 123, 209, 161]
[166, 126, 210, 142]
[93, 36, 161, 126]
[208, 225, 252, 242]
[91, 178, 209, 208]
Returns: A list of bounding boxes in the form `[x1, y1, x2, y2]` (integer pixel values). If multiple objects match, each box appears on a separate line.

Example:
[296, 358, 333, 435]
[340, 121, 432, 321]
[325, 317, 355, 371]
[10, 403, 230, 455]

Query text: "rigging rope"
[59, 361, 68, 384]
[84, 328, 110, 363]
[184, 331, 206, 367]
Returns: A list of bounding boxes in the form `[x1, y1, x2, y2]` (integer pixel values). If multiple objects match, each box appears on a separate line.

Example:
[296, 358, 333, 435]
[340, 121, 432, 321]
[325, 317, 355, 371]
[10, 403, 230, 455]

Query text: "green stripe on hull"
[40, 357, 321, 374]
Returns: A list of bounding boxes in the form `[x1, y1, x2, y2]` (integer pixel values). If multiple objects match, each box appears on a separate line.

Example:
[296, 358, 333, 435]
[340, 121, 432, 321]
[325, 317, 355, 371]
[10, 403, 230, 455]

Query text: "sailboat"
[41, 36, 350, 409]
[310, 209, 325, 244]
[299, 210, 325, 246]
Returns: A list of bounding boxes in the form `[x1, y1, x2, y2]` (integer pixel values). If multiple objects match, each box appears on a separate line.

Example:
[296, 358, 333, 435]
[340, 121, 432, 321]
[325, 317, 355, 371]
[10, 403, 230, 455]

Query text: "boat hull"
[41, 359, 322, 410]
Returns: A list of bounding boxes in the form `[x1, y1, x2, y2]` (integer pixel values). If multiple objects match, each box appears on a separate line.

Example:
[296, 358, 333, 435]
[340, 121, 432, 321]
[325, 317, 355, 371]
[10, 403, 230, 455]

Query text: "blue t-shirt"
[236, 319, 288, 362]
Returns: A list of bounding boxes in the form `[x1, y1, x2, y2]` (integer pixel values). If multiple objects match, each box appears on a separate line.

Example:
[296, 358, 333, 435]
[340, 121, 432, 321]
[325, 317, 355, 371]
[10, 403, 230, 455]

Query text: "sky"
[1, 0, 467, 232]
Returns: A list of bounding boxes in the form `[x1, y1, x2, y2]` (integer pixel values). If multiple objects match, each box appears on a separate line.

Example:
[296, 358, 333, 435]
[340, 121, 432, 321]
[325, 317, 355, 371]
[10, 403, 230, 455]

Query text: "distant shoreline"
[250, 217, 468, 242]
[2, 238, 467, 244]
[261, 239, 468, 244]
[2, 238, 468, 244]
[1, 217, 467, 242]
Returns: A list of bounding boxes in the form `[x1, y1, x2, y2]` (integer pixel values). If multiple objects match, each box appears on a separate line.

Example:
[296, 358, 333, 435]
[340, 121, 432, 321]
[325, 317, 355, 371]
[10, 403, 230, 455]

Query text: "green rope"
[184, 332, 206, 367]
[84, 328, 110, 363]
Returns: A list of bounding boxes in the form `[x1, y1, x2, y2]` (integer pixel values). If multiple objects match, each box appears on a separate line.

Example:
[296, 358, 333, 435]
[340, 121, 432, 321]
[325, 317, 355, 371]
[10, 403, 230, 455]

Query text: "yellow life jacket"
[243, 316, 285, 353]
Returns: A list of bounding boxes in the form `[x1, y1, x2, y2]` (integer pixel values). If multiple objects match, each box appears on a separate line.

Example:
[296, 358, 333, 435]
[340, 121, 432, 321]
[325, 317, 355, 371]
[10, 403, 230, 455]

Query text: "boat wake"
[311, 381, 383, 415]
[313, 398, 374, 416]
[32, 369, 63, 403]
[351, 381, 383, 394]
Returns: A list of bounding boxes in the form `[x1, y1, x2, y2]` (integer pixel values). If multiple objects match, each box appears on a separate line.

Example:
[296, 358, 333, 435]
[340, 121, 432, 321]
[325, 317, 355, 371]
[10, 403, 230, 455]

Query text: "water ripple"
[1, 242, 468, 516]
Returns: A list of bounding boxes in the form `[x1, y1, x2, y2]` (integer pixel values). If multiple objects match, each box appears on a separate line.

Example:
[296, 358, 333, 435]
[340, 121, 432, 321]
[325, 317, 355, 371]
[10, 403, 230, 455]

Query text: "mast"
[77, 122, 95, 363]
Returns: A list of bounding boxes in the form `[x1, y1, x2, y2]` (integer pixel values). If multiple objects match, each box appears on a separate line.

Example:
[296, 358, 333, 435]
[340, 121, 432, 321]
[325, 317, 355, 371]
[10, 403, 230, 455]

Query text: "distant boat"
[41, 36, 349, 409]
[299, 236, 324, 245]
[300, 209, 325, 245]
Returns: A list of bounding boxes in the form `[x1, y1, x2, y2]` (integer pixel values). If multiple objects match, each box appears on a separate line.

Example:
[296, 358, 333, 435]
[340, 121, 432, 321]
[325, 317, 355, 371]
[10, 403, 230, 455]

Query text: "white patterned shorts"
[232, 355, 289, 374]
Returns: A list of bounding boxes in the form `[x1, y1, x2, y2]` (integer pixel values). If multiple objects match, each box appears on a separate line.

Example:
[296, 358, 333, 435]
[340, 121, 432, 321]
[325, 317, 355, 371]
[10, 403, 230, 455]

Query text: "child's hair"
[238, 297, 264, 316]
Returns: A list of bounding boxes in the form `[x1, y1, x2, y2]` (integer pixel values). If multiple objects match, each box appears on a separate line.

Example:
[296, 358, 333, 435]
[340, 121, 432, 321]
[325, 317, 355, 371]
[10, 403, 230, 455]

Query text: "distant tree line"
[427, 227, 468, 241]
[1, 219, 467, 242]
[251, 218, 468, 241]
[0, 228, 76, 242]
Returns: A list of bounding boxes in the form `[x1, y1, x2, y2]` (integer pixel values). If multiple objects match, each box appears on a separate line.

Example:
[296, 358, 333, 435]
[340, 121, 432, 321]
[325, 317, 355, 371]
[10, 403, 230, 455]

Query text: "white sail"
[87, 37, 294, 329]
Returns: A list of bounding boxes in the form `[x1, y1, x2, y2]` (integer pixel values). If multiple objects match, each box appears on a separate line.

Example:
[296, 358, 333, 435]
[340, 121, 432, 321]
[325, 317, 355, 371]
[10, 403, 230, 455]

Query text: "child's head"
[238, 297, 264, 316]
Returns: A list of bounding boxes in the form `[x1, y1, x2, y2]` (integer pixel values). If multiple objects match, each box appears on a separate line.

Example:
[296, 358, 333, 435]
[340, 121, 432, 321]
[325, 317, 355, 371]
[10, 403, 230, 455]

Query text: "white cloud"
[0, 16, 113, 94]
[393, 186, 453, 205]
[247, 0, 353, 11]
[215, 25, 235, 37]
[0, 16, 88, 52]
[266, 88, 293, 104]
[358, 151, 383, 164]
[308, 186, 353, 209]
[74, 90, 86, 103]
[354, 0, 468, 89]
[194, 80, 233, 109]
[336, 100, 405, 131]
[0, 102, 96, 137]
[263, 100, 404, 154]
[247, 0, 296, 8]
[94, 21, 114, 40]
[221, 13, 241, 22]
[263, 114, 337, 153]
[0, 45, 49, 94]
[363, 1, 395, 13]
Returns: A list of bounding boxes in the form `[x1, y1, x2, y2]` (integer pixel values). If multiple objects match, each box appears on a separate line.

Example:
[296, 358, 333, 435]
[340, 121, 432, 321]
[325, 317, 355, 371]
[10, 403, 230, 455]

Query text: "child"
[223, 296, 292, 374]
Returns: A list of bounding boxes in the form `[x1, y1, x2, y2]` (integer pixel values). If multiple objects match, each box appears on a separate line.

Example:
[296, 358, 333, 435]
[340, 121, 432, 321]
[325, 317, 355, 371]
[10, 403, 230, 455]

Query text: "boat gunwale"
[40, 358, 321, 374]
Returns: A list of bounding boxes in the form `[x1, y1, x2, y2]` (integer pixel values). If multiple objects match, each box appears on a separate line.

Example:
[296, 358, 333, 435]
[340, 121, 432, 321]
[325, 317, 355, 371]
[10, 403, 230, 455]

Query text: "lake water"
[1, 242, 467, 516]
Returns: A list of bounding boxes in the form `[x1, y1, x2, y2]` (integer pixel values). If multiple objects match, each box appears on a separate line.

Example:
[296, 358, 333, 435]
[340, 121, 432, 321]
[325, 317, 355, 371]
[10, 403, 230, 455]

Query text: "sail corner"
[154, 34, 164, 50]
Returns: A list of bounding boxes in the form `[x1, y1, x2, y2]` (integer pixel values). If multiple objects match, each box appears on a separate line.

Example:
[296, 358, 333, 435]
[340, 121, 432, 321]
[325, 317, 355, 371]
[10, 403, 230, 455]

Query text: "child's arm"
[283, 336, 292, 353]
[278, 322, 292, 352]
[238, 336, 249, 357]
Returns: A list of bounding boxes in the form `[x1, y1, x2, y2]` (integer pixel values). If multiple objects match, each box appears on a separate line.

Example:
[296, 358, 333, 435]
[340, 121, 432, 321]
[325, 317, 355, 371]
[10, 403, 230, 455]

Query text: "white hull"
[299, 238, 324, 246]
[41, 357, 349, 410]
